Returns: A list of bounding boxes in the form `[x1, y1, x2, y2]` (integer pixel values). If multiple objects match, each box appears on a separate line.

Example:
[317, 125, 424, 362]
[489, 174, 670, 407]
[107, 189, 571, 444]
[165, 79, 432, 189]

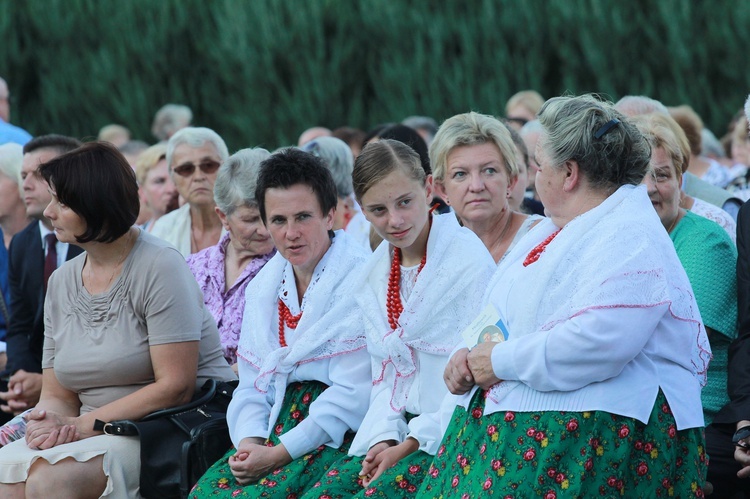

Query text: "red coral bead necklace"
[523, 229, 561, 267]
[386, 213, 434, 330]
[278, 299, 302, 347]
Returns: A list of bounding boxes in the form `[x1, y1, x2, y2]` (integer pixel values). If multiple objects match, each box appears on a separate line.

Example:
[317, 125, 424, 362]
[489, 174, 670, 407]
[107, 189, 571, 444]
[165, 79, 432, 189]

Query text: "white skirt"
[0, 434, 141, 498]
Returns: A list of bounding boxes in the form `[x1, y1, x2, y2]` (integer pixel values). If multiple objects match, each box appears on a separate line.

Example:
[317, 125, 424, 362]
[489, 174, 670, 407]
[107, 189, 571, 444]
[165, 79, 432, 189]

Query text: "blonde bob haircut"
[135, 143, 168, 185]
[505, 90, 545, 117]
[632, 113, 692, 185]
[353, 139, 425, 201]
[429, 112, 520, 183]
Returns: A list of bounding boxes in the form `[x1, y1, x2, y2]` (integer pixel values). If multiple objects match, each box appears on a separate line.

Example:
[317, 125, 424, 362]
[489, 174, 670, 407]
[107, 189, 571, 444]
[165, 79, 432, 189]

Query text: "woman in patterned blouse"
[187, 148, 276, 370]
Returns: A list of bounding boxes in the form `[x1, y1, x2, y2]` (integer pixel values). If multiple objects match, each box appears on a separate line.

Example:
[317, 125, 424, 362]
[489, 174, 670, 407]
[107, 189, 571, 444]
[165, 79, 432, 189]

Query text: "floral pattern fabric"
[303, 450, 431, 498]
[191, 381, 352, 499]
[187, 232, 274, 365]
[416, 389, 707, 498]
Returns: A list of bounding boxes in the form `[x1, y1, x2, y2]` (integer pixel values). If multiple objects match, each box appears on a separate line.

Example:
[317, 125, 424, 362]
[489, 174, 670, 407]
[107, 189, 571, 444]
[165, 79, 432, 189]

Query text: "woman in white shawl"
[428, 95, 710, 497]
[303, 139, 495, 498]
[191, 148, 371, 498]
[430, 112, 543, 264]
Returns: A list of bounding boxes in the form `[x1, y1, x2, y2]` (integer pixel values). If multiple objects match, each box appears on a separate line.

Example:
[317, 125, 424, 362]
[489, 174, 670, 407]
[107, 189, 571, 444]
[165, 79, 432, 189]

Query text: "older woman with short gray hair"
[186, 148, 276, 369]
[152, 127, 229, 255]
[301, 136, 372, 250]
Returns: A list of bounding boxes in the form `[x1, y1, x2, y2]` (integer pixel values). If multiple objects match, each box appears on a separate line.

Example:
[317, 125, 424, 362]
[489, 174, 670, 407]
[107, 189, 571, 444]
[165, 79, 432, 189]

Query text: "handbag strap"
[93, 379, 219, 435]
[142, 379, 217, 421]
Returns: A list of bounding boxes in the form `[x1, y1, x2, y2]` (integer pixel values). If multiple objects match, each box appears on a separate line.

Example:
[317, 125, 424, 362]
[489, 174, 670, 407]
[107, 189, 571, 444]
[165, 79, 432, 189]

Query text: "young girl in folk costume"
[303, 139, 496, 498]
[191, 148, 372, 498]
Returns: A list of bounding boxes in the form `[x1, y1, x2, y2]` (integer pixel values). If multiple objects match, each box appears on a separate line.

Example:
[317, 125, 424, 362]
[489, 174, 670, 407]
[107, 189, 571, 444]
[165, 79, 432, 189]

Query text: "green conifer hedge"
[1, 0, 748, 150]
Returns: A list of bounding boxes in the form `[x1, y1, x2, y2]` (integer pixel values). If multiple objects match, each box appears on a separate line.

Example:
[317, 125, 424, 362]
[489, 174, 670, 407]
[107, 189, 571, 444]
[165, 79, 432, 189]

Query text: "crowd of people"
[0, 75, 749, 498]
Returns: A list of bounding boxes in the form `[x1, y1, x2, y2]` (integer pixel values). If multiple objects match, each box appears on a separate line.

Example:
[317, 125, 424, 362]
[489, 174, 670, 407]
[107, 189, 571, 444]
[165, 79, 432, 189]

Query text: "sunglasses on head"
[172, 159, 221, 177]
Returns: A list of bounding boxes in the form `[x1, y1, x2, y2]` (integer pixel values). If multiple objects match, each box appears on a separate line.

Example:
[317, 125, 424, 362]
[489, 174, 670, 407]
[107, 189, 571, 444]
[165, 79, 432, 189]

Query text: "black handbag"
[96, 378, 238, 498]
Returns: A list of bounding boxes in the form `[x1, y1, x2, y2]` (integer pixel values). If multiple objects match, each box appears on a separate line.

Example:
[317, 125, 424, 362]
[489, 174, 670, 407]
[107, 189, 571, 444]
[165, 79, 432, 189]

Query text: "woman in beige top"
[0, 142, 235, 499]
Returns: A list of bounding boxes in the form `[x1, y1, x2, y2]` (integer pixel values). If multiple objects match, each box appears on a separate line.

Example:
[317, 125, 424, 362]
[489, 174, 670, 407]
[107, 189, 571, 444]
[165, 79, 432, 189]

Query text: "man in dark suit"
[0, 135, 81, 416]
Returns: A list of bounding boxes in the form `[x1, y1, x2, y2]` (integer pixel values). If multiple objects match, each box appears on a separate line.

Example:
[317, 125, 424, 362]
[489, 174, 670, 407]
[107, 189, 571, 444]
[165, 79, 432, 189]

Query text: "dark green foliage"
[1, 0, 748, 151]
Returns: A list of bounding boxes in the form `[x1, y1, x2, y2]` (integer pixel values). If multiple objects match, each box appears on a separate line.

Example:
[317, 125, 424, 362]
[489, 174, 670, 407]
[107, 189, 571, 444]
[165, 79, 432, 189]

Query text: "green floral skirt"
[303, 449, 432, 498]
[416, 389, 707, 498]
[190, 381, 353, 499]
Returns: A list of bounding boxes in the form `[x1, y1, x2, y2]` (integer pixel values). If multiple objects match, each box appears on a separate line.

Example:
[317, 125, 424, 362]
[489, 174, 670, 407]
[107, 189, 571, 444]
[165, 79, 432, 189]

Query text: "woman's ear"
[215, 207, 230, 231]
[424, 175, 435, 204]
[433, 179, 449, 205]
[562, 160, 580, 192]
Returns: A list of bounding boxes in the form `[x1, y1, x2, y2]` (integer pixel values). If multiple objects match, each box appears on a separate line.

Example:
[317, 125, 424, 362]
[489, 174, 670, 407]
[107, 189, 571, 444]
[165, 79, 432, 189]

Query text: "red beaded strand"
[277, 299, 303, 347]
[523, 229, 561, 267]
[386, 247, 427, 330]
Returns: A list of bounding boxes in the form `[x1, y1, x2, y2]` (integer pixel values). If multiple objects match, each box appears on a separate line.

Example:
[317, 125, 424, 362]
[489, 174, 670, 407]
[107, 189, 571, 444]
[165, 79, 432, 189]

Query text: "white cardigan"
[228, 231, 372, 459]
[453, 185, 709, 431]
[349, 214, 495, 456]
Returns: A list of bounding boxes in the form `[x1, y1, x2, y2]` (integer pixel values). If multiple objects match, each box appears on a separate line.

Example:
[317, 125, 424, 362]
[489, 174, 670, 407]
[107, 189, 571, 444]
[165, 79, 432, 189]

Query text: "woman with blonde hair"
[430, 112, 542, 263]
[636, 112, 737, 496]
[135, 143, 178, 232]
[303, 139, 494, 498]
[433, 95, 708, 497]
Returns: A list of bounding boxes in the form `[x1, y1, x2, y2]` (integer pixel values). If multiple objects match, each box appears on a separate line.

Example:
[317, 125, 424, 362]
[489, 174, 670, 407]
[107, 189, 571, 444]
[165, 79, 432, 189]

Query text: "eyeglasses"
[172, 159, 221, 177]
[505, 117, 528, 127]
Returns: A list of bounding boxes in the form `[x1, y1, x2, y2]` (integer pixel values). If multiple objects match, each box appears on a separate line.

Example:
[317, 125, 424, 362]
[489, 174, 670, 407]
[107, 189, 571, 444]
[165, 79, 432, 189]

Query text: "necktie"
[43, 233, 57, 292]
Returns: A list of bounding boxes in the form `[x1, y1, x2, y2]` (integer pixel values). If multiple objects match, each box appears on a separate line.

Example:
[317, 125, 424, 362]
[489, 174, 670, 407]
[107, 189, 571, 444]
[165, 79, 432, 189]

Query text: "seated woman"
[151, 127, 229, 256]
[303, 139, 495, 498]
[134, 143, 178, 232]
[191, 148, 372, 498]
[0, 142, 235, 498]
[431, 95, 709, 497]
[635, 112, 737, 424]
[301, 136, 356, 231]
[430, 112, 542, 263]
[187, 148, 276, 370]
[634, 112, 738, 496]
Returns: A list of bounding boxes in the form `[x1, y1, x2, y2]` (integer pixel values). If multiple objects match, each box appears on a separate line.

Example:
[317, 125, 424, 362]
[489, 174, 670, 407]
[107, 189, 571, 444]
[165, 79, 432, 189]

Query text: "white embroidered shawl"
[356, 213, 495, 411]
[485, 184, 711, 403]
[237, 230, 368, 430]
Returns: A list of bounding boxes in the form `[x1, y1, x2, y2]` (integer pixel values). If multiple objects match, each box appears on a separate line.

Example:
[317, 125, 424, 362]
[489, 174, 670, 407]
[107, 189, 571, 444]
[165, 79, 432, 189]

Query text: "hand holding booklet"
[460, 302, 510, 349]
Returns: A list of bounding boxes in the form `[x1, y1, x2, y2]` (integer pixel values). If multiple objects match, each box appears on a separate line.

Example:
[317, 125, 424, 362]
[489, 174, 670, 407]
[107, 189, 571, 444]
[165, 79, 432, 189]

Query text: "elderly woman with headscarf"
[187, 148, 276, 370]
[432, 95, 709, 497]
[151, 127, 228, 256]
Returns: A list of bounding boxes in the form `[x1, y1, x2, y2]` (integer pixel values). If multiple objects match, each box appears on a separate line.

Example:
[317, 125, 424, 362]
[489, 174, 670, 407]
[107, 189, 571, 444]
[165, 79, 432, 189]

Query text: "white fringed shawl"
[237, 230, 368, 430]
[480, 185, 710, 423]
[356, 213, 495, 411]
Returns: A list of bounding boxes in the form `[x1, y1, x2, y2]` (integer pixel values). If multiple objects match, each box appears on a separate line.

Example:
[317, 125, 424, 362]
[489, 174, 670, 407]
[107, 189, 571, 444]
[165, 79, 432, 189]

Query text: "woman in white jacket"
[431, 95, 710, 497]
[191, 148, 371, 498]
[303, 139, 495, 498]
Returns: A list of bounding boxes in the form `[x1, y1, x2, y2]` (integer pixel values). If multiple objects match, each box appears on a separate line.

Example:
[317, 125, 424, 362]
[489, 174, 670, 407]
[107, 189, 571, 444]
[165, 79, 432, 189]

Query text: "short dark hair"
[23, 134, 81, 155]
[40, 141, 139, 243]
[255, 148, 337, 224]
